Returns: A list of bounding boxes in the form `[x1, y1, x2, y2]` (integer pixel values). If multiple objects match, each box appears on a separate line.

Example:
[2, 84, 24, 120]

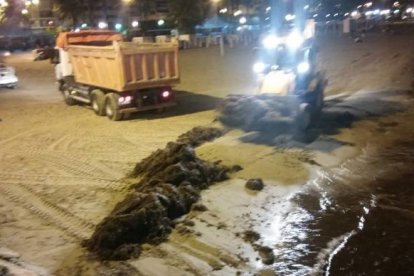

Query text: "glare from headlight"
[262, 35, 279, 49]
[297, 62, 310, 74]
[253, 62, 266, 74]
[286, 32, 304, 49]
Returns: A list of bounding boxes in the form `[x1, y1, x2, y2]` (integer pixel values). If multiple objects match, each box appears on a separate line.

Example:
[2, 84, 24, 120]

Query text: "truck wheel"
[62, 87, 76, 106]
[91, 89, 106, 116]
[105, 93, 123, 121]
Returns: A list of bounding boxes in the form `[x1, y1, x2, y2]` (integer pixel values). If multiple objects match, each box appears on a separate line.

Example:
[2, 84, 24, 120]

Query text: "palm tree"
[133, 0, 155, 21]
[53, 0, 111, 27]
[168, 0, 210, 33]
[84, 0, 104, 26]
[53, 0, 84, 26]
[0, 0, 29, 27]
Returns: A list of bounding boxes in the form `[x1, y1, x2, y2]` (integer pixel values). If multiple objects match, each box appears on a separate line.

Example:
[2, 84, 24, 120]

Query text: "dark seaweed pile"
[176, 126, 224, 147]
[85, 127, 238, 260]
[218, 94, 300, 131]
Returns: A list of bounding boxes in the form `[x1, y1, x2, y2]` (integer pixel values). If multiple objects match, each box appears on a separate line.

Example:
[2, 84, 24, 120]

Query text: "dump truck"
[55, 30, 179, 120]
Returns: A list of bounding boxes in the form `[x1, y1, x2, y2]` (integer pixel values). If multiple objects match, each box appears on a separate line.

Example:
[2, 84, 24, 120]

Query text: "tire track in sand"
[0, 173, 130, 192]
[6, 149, 131, 180]
[0, 183, 95, 240]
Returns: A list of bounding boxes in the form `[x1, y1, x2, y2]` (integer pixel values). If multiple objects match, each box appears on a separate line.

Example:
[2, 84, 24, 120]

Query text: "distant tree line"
[0, 0, 296, 33]
[51, 0, 263, 33]
[52, 0, 212, 33]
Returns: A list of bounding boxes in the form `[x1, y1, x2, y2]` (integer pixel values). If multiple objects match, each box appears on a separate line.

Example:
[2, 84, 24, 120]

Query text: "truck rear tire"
[62, 87, 76, 106]
[105, 93, 123, 121]
[91, 89, 106, 116]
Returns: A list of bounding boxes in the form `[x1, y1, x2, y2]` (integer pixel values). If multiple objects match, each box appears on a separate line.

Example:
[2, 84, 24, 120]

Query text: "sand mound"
[85, 127, 237, 260]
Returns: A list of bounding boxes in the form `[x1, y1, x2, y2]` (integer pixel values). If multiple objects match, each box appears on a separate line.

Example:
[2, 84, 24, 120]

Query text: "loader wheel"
[62, 87, 76, 106]
[313, 87, 324, 118]
[105, 93, 123, 121]
[297, 103, 312, 131]
[91, 89, 106, 116]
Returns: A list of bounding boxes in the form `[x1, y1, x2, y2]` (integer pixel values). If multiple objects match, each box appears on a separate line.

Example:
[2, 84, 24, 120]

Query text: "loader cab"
[253, 19, 317, 77]
[254, 35, 316, 76]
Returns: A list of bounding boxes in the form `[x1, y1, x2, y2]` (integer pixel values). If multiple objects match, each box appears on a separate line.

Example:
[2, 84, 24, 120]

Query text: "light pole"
[270, 0, 285, 32]
[122, 0, 134, 31]
[211, 0, 221, 16]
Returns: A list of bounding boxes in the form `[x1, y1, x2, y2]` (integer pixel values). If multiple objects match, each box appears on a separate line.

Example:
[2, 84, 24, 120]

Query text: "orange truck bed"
[58, 31, 180, 92]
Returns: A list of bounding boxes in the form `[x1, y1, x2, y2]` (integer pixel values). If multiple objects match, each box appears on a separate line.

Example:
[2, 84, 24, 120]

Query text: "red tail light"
[161, 91, 170, 98]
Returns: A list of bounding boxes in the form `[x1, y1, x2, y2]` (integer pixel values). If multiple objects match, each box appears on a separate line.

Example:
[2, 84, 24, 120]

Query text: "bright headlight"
[297, 62, 310, 74]
[286, 32, 304, 49]
[253, 62, 266, 74]
[262, 35, 279, 49]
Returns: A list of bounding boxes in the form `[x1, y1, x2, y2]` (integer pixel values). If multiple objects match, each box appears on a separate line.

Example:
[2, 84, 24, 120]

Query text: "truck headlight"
[262, 35, 279, 49]
[297, 62, 310, 74]
[253, 62, 266, 74]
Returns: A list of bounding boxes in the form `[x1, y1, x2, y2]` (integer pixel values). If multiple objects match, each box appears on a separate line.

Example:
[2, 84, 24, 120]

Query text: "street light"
[115, 23, 122, 31]
[234, 10, 242, 16]
[157, 19, 165, 26]
[0, 0, 8, 8]
[131, 21, 139, 28]
[98, 21, 108, 29]
[364, 2, 372, 8]
[285, 14, 295, 21]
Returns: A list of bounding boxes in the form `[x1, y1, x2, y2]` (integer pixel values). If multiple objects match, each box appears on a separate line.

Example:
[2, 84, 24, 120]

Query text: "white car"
[0, 63, 18, 89]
